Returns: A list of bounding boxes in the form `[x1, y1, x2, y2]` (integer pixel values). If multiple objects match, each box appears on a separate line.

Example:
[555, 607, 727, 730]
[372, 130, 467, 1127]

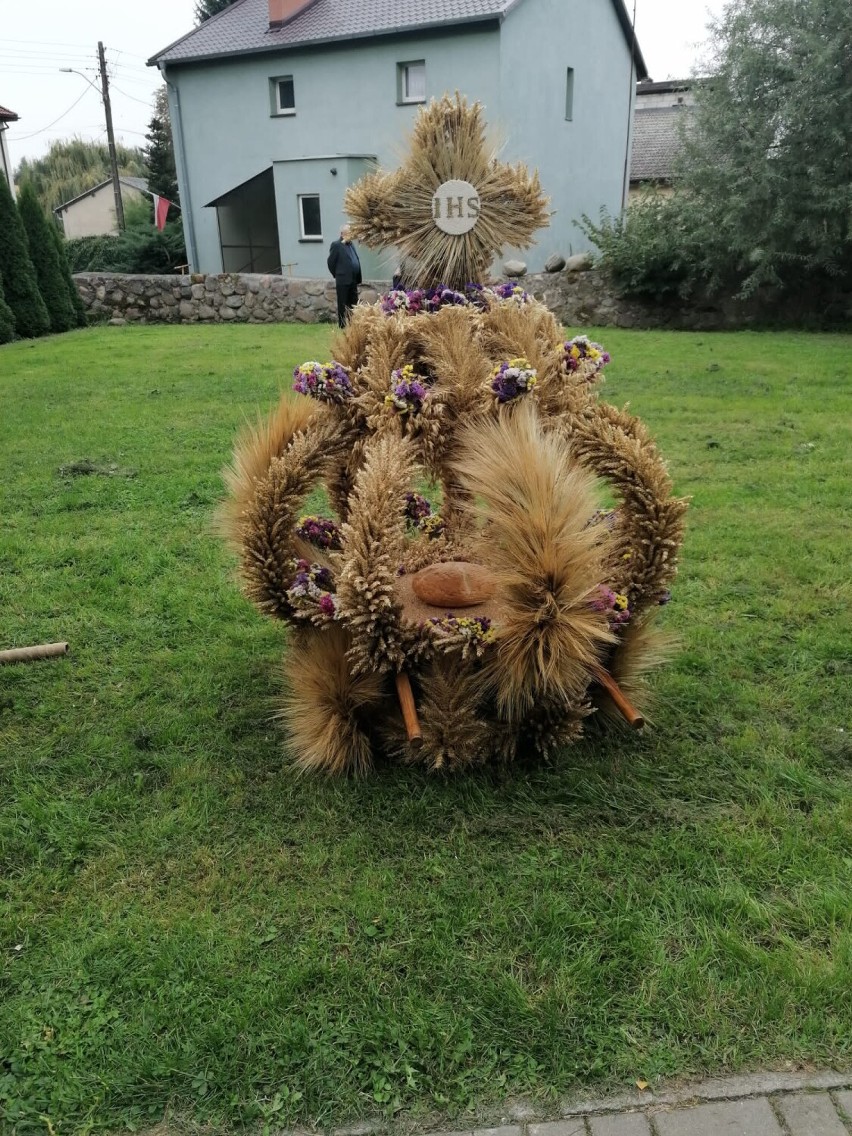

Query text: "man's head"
[340, 225, 352, 243]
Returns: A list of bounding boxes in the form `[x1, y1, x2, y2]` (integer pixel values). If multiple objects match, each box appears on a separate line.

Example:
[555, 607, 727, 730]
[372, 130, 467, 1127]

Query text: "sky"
[2, 0, 726, 168]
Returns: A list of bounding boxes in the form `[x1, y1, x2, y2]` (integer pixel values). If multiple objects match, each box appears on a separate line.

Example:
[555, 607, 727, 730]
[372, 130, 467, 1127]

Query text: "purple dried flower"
[292, 360, 353, 403]
[385, 364, 428, 414]
[563, 336, 611, 378]
[296, 514, 343, 550]
[490, 357, 538, 403]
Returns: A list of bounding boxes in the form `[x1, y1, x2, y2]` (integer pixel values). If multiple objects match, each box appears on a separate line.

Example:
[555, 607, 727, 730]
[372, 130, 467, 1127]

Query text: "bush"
[0, 173, 50, 338]
[579, 195, 712, 302]
[0, 273, 15, 343]
[17, 183, 77, 333]
[66, 220, 186, 275]
[50, 225, 88, 327]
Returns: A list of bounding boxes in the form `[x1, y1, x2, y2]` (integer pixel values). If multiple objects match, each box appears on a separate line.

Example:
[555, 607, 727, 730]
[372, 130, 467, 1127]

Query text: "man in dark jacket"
[327, 225, 362, 327]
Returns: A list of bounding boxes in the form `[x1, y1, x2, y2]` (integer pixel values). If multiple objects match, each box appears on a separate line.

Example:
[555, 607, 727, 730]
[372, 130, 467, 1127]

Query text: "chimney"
[268, 0, 317, 29]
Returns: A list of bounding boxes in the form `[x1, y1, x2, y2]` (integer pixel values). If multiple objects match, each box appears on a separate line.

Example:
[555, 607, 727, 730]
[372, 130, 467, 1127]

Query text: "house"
[54, 176, 150, 239]
[149, 0, 648, 278]
[629, 78, 695, 201]
[0, 104, 19, 191]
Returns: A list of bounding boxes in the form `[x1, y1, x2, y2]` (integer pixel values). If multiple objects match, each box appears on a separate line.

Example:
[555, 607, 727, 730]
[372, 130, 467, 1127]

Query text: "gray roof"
[630, 106, 690, 183]
[149, 0, 647, 76]
[55, 177, 149, 212]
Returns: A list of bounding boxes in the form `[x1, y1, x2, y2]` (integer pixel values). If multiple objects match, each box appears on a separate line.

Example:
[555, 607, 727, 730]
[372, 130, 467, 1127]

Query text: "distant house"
[629, 78, 695, 201]
[0, 104, 19, 192]
[148, 0, 648, 277]
[54, 176, 149, 238]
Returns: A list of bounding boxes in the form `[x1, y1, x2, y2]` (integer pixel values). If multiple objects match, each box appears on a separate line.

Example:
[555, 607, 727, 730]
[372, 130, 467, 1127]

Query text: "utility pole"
[97, 41, 125, 232]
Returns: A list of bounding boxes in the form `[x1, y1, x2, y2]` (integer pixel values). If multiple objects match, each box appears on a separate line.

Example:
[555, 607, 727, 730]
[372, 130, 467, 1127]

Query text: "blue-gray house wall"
[498, 0, 636, 264]
[161, 1, 636, 277]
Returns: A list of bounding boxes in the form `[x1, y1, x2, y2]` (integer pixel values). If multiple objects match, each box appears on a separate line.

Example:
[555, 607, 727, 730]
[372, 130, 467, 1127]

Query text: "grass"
[1, 324, 850, 1134]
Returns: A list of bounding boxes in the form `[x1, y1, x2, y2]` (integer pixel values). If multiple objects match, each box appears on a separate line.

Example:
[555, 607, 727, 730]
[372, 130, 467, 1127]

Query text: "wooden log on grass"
[395, 672, 423, 748]
[590, 663, 645, 730]
[0, 642, 69, 665]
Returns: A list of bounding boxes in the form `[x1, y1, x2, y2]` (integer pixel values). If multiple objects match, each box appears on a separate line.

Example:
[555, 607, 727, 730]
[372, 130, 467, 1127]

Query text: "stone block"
[205, 278, 218, 292]
[191, 273, 205, 284]
[544, 254, 567, 273]
[191, 283, 206, 300]
[128, 279, 146, 295]
[180, 286, 192, 299]
[528, 1123, 586, 1136]
[178, 301, 196, 319]
[124, 308, 141, 321]
[294, 307, 318, 322]
[774, 1093, 847, 1135]
[304, 280, 326, 296]
[654, 1099, 783, 1136]
[588, 1115, 651, 1136]
[503, 259, 527, 277]
[834, 1090, 852, 1120]
[220, 279, 236, 296]
[108, 317, 126, 326]
[565, 253, 593, 272]
[95, 285, 106, 301]
[197, 304, 216, 320]
[219, 305, 236, 320]
[225, 294, 244, 307]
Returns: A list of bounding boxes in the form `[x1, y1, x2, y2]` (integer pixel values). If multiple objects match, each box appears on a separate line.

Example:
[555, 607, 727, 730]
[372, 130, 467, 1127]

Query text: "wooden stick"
[590, 663, 645, 730]
[395, 672, 423, 748]
[0, 642, 69, 665]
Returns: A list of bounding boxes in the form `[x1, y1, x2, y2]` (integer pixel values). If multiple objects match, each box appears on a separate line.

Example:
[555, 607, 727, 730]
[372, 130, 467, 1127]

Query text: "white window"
[399, 61, 426, 104]
[298, 194, 322, 240]
[273, 76, 295, 115]
[565, 67, 575, 121]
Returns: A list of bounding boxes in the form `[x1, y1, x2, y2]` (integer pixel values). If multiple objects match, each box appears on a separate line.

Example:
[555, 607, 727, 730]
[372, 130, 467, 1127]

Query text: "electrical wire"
[7, 86, 93, 141]
[109, 83, 158, 107]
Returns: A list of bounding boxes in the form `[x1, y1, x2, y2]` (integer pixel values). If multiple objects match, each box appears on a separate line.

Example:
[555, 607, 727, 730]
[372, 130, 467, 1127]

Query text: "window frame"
[271, 75, 296, 116]
[565, 67, 575, 121]
[297, 193, 323, 242]
[397, 60, 426, 105]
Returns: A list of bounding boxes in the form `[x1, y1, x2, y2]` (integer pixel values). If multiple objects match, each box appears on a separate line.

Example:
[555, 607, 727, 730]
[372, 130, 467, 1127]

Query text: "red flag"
[153, 194, 171, 231]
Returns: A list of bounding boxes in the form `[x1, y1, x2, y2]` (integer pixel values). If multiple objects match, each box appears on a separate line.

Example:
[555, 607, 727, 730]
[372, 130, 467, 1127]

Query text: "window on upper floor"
[271, 75, 295, 115]
[398, 61, 426, 104]
[298, 194, 322, 240]
[565, 68, 575, 121]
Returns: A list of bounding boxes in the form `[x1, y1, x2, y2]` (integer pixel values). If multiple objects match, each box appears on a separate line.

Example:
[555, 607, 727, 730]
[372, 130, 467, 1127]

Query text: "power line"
[110, 82, 156, 107]
[7, 87, 93, 140]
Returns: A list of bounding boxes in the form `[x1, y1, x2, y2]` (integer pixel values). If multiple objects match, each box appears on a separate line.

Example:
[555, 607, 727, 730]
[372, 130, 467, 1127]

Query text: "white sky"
[3, 0, 725, 167]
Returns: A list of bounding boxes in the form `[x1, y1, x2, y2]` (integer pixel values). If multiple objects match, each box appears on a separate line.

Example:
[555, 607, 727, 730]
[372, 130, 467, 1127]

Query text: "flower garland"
[429, 613, 496, 658]
[563, 336, 611, 378]
[404, 493, 446, 539]
[295, 515, 342, 551]
[380, 285, 467, 316]
[385, 364, 429, 415]
[491, 357, 538, 403]
[589, 585, 631, 627]
[488, 281, 531, 305]
[292, 360, 353, 403]
[285, 559, 339, 620]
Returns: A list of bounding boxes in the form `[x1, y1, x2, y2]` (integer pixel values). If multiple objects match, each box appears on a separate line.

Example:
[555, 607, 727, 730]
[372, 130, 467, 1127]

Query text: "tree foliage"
[583, 0, 852, 307]
[195, 0, 237, 24]
[0, 273, 15, 344]
[680, 0, 852, 297]
[15, 137, 146, 219]
[0, 173, 50, 339]
[144, 88, 179, 204]
[17, 182, 78, 333]
[50, 224, 90, 327]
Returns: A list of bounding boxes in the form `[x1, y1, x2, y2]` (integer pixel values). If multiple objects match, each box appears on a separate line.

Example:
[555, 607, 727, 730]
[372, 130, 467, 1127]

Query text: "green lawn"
[1, 324, 850, 1134]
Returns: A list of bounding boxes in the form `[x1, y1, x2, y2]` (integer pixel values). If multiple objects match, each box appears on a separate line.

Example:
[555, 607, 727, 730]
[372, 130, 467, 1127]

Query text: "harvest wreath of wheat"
[222, 95, 688, 774]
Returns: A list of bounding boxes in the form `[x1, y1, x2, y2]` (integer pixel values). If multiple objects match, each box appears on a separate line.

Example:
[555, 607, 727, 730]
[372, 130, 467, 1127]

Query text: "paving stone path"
[331, 1072, 852, 1136]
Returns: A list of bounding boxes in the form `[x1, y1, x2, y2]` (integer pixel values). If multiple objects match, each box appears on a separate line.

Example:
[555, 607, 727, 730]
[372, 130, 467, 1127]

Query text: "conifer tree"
[0, 174, 50, 339]
[144, 88, 179, 204]
[17, 182, 77, 333]
[195, 0, 236, 23]
[50, 224, 88, 327]
[0, 274, 15, 344]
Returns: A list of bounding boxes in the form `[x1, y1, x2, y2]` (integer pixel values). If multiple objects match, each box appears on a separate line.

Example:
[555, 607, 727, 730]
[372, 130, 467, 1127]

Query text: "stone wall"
[74, 271, 383, 326]
[74, 266, 850, 331]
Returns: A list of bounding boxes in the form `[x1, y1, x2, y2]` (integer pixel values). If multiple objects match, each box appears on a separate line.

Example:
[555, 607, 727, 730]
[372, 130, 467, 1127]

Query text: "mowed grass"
[0, 324, 850, 1134]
